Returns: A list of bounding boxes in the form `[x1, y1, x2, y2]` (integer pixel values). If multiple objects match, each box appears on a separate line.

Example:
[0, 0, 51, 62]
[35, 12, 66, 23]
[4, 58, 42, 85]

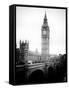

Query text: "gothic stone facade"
[41, 12, 50, 62]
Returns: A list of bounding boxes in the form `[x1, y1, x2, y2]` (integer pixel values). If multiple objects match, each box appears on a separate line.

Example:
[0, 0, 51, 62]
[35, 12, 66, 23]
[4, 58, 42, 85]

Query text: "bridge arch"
[28, 69, 45, 83]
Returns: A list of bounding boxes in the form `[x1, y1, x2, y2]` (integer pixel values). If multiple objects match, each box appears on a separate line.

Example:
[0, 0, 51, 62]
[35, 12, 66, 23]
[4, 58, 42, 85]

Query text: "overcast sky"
[16, 6, 66, 55]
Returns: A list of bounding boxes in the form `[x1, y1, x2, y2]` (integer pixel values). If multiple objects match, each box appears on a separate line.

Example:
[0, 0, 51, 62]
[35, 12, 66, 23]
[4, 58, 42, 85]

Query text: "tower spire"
[44, 11, 47, 19]
[44, 11, 47, 24]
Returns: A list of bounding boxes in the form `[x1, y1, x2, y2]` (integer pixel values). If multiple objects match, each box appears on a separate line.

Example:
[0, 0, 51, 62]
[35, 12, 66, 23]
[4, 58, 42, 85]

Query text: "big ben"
[41, 12, 50, 61]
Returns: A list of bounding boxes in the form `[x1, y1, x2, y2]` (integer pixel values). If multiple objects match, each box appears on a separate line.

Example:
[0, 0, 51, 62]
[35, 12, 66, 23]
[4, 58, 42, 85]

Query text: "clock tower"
[41, 12, 50, 61]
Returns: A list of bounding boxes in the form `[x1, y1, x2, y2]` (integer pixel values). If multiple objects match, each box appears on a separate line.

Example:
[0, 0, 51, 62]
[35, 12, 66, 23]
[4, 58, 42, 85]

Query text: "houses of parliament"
[16, 12, 50, 64]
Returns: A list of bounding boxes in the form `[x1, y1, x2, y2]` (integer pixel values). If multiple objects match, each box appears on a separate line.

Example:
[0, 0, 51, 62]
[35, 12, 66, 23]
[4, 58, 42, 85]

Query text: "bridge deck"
[16, 63, 45, 68]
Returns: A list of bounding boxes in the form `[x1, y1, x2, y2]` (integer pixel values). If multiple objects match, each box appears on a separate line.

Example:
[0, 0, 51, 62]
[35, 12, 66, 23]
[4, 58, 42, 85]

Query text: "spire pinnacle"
[44, 11, 47, 19]
[43, 11, 47, 24]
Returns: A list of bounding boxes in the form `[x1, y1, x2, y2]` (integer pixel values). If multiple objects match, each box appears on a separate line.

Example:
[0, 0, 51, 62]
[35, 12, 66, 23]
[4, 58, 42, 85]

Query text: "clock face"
[43, 30, 46, 35]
